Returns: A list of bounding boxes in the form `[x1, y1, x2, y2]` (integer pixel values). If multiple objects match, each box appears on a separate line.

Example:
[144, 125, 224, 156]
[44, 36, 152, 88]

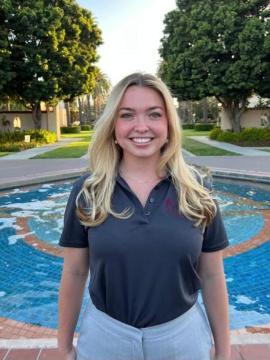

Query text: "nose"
[134, 116, 149, 132]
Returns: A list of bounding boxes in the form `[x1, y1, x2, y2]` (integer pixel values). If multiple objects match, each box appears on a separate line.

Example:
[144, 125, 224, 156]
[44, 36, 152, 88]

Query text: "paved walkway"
[0, 138, 76, 160]
[0, 136, 270, 189]
[190, 136, 270, 156]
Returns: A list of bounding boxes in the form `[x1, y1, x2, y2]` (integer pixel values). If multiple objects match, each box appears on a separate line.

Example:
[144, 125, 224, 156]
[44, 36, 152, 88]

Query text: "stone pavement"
[0, 344, 270, 360]
[1, 154, 270, 190]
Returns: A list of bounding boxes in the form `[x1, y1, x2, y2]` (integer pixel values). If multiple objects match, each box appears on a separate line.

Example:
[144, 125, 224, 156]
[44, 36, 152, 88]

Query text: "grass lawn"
[181, 129, 240, 156]
[60, 130, 94, 140]
[0, 152, 10, 157]
[32, 131, 93, 158]
[34, 129, 240, 158]
[182, 129, 211, 137]
[32, 141, 90, 159]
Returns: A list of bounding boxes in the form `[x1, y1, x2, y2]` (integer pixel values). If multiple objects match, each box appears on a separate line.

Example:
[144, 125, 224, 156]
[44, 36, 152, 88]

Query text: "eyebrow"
[119, 106, 164, 111]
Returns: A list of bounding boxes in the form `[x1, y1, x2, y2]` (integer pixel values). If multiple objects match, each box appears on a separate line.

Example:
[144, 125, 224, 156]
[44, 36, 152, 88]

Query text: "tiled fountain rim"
[0, 167, 270, 191]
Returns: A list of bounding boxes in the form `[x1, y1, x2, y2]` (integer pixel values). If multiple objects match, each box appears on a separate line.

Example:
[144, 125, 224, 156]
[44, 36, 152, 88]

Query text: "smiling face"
[114, 85, 168, 164]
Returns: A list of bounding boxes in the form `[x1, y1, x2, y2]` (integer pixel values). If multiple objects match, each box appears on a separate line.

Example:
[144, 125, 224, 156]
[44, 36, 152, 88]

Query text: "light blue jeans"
[76, 296, 213, 360]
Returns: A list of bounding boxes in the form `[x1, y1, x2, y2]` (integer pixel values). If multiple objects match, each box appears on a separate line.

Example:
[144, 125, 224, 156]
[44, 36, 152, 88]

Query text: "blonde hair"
[76, 72, 216, 230]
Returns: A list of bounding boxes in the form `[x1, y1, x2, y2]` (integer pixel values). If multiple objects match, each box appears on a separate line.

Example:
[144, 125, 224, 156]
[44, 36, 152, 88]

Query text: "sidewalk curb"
[0, 168, 88, 191]
[0, 167, 270, 191]
[1, 333, 270, 349]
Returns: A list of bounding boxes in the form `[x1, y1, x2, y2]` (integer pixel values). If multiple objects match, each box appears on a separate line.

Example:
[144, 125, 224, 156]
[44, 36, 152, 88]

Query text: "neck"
[119, 155, 165, 180]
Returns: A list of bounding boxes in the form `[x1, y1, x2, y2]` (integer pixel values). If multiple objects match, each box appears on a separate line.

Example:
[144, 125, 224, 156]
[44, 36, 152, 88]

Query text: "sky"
[77, 0, 176, 85]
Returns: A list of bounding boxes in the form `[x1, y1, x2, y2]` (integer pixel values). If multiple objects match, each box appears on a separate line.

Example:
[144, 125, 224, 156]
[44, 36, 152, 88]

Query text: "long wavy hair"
[76, 72, 216, 230]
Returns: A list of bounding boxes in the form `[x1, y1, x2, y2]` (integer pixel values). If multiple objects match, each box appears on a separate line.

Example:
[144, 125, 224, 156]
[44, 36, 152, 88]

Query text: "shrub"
[210, 127, 270, 146]
[216, 130, 240, 143]
[209, 127, 222, 139]
[0, 129, 56, 144]
[194, 123, 215, 131]
[182, 124, 195, 129]
[61, 126, 81, 134]
[0, 141, 36, 152]
[25, 129, 57, 143]
[81, 125, 92, 131]
[239, 128, 270, 142]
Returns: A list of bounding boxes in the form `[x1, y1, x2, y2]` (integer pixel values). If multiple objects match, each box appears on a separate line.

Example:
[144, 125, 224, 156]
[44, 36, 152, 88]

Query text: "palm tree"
[92, 70, 111, 120]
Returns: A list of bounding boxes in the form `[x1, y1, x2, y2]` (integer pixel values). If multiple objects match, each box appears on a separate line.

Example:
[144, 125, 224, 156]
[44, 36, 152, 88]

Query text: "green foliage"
[0, 142, 36, 152]
[182, 124, 195, 129]
[159, 1, 270, 132]
[239, 127, 270, 142]
[194, 123, 215, 131]
[60, 126, 81, 134]
[81, 125, 92, 131]
[0, 0, 102, 127]
[0, 129, 56, 144]
[216, 130, 240, 143]
[210, 127, 270, 145]
[209, 127, 222, 139]
[160, 0, 269, 100]
[25, 129, 57, 143]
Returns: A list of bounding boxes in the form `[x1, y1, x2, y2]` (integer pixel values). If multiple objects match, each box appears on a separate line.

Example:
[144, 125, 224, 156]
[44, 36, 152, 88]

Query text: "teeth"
[132, 138, 152, 143]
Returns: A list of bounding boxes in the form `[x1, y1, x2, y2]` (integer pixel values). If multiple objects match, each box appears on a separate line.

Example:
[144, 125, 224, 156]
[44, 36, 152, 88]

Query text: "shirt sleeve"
[58, 179, 89, 248]
[202, 199, 229, 252]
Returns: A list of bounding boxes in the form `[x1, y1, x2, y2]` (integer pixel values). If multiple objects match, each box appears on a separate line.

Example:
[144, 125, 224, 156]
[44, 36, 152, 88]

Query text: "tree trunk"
[32, 103, 42, 129]
[86, 94, 92, 123]
[65, 101, 71, 126]
[78, 97, 83, 124]
[217, 97, 247, 133]
[202, 98, 208, 122]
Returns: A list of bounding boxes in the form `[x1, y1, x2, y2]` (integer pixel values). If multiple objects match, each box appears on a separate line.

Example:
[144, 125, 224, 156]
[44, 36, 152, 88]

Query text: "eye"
[119, 113, 133, 119]
[149, 112, 162, 119]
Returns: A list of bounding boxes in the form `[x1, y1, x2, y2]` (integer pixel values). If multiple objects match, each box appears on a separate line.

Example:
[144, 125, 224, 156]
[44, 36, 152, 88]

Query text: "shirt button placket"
[144, 197, 155, 216]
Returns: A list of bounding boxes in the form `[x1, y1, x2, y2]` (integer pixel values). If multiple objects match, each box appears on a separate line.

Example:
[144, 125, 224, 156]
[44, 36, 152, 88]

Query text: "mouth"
[129, 137, 154, 144]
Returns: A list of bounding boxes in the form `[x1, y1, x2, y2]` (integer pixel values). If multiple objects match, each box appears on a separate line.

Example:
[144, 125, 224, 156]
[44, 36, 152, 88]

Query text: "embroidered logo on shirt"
[164, 197, 183, 218]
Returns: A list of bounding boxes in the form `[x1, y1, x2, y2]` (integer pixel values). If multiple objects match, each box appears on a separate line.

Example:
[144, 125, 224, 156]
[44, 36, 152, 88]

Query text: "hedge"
[0, 129, 57, 152]
[194, 123, 215, 131]
[0, 129, 56, 144]
[60, 126, 81, 134]
[81, 125, 92, 131]
[209, 127, 270, 146]
[182, 124, 195, 129]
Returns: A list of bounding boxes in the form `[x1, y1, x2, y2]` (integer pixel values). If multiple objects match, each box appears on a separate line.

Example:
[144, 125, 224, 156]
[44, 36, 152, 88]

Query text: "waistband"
[87, 296, 202, 342]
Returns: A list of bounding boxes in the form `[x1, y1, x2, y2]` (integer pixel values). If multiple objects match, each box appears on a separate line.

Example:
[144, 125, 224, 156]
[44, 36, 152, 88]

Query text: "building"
[220, 95, 270, 130]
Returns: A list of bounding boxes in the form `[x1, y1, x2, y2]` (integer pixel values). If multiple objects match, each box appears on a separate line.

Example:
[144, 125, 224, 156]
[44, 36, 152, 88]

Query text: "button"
[149, 197, 155, 203]
[144, 211, 151, 216]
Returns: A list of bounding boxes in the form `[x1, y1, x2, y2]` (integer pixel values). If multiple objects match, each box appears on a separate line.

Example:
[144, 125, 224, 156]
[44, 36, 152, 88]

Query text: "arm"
[58, 247, 89, 358]
[197, 251, 231, 360]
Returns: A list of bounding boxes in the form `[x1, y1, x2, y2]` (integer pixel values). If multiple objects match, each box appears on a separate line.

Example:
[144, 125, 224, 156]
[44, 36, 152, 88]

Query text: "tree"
[0, 1, 14, 99]
[91, 70, 111, 119]
[1, 0, 102, 129]
[159, 0, 270, 132]
[75, 71, 111, 125]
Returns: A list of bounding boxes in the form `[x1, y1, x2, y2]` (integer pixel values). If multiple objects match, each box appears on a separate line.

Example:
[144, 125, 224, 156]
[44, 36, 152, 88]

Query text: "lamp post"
[217, 103, 222, 127]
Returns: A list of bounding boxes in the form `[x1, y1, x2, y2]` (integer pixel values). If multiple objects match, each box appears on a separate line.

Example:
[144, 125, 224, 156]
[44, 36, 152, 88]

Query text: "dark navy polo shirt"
[59, 173, 229, 328]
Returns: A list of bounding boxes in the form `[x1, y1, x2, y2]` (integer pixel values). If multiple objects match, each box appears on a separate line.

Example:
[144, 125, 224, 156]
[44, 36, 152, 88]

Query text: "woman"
[58, 73, 230, 360]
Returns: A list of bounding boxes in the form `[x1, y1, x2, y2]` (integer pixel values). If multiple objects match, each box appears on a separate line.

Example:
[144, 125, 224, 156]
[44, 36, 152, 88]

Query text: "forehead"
[120, 85, 165, 109]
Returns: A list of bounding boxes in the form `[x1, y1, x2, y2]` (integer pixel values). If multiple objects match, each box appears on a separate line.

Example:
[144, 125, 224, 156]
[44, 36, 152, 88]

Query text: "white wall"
[0, 103, 66, 140]
[220, 108, 270, 130]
